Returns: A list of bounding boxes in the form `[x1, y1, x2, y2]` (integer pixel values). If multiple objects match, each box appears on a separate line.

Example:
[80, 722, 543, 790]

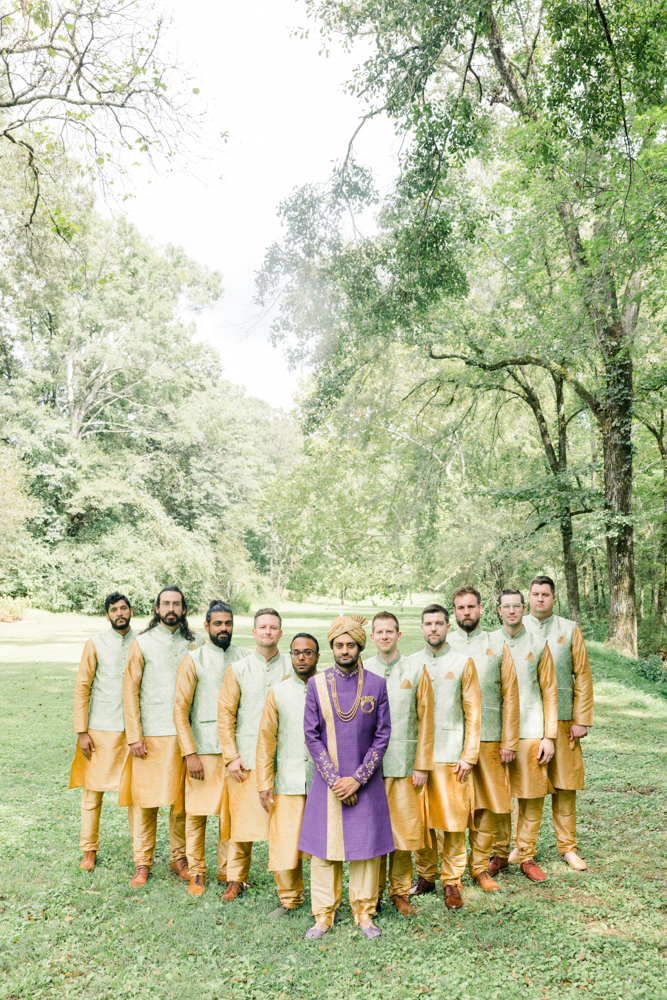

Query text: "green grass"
[1, 603, 666, 1000]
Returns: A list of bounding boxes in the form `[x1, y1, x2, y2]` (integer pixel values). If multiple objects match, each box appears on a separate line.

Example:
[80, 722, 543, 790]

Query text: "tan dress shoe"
[410, 877, 436, 896]
[131, 866, 150, 888]
[563, 851, 587, 871]
[488, 855, 509, 876]
[521, 859, 547, 883]
[444, 885, 464, 910]
[80, 851, 96, 871]
[474, 871, 501, 892]
[390, 894, 417, 916]
[170, 858, 190, 881]
[221, 880, 245, 902]
[188, 874, 205, 897]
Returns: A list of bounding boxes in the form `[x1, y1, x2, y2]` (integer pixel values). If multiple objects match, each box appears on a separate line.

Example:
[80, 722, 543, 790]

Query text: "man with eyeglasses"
[447, 587, 520, 894]
[524, 576, 594, 872]
[217, 608, 292, 900]
[255, 633, 320, 917]
[490, 590, 558, 883]
[173, 601, 246, 896]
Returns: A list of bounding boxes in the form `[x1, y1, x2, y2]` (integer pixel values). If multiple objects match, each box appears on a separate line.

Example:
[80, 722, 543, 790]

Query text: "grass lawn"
[0, 602, 666, 1000]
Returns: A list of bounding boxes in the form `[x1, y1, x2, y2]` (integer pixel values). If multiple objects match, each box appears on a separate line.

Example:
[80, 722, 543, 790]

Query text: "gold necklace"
[330, 664, 364, 722]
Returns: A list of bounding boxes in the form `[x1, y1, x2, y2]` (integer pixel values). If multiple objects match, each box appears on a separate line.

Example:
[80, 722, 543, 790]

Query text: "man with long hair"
[217, 608, 292, 900]
[70, 592, 136, 871]
[173, 600, 246, 897]
[122, 586, 201, 888]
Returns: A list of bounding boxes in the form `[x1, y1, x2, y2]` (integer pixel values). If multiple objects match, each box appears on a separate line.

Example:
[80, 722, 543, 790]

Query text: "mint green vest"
[491, 626, 546, 739]
[448, 627, 503, 742]
[233, 652, 293, 769]
[408, 646, 467, 764]
[189, 642, 245, 754]
[365, 652, 423, 777]
[272, 676, 313, 795]
[88, 627, 136, 732]
[135, 625, 201, 737]
[524, 614, 576, 720]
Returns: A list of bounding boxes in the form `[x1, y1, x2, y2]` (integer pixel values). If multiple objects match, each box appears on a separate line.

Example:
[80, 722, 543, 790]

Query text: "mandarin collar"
[422, 643, 449, 659]
[502, 625, 525, 641]
[333, 662, 359, 678]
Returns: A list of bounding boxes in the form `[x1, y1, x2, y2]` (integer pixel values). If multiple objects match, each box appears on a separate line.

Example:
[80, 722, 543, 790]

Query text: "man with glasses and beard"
[70, 592, 136, 872]
[122, 586, 201, 888]
[173, 601, 246, 897]
[255, 633, 320, 918]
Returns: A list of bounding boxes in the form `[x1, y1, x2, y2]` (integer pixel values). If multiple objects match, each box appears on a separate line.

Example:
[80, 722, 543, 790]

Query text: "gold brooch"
[360, 696, 375, 714]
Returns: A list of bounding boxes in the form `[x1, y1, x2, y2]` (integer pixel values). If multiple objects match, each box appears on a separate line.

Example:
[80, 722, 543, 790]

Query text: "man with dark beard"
[70, 592, 136, 871]
[173, 601, 246, 896]
[122, 586, 201, 888]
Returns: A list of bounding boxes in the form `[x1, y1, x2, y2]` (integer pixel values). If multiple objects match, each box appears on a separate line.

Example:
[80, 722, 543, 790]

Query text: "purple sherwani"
[298, 664, 394, 861]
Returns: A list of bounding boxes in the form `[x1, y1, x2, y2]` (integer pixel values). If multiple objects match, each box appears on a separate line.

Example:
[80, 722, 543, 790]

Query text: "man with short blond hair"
[217, 607, 292, 900]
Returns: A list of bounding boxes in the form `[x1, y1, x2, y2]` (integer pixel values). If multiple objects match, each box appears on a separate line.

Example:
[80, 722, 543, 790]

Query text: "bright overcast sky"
[123, 0, 397, 410]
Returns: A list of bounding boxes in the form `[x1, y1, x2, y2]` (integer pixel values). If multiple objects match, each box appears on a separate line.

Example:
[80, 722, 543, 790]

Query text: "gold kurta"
[173, 654, 228, 819]
[256, 687, 309, 870]
[427, 658, 480, 832]
[70, 640, 129, 791]
[509, 643, 559, 799]
[548, 627, 593, 791]
[121, 642, 184, 809]
[471, 645, 520, 814]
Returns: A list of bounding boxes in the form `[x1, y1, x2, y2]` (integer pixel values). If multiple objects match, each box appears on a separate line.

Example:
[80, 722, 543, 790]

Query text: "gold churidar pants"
[226, 840, 256, 883]
[132, 805, 186, 867]
[414, 830, 467, 888]
[552, 788, 577, 854]
[79, 790, 134, 852]
[273, 861, 304, 909]
[185, 814, 229, 877]
[493, 798, 545, 863]
[310, 856, 381, 926]
[468, 808, 502, 878]
[377, 850, 414, 900]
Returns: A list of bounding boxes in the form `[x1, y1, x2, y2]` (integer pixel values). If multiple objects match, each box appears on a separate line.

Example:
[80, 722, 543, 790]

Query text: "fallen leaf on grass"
[318, 945, 328, 951]
[524, 975, 532, 985]
[83, 890, 100, 895]
[166, 918, 174, 927]
[64, 916, 73, 923]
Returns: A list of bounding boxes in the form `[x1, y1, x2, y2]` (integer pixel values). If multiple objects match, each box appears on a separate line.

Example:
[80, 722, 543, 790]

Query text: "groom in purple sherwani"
[298, 614, 394, 940]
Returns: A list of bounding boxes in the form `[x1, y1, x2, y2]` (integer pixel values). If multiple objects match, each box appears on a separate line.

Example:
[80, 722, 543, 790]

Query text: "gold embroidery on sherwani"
[314, 672, 345, 861]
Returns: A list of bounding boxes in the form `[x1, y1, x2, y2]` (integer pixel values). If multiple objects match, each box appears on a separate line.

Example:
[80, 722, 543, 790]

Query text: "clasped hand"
[332, 776, 360, 806]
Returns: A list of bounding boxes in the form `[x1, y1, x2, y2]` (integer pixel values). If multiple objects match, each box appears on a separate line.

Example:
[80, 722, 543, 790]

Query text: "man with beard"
[70, 592, 136, 871]
[447, 587, 520, 893]
[408, 605, 481, 911]
[524, 576, 594, 871]
[217, 608, 292, 901]
[173, 601, 246, 896]
[490, 590, 558, 882]
[255, 633, 320, 917]
[365, 612, 433, 917]
[122, 586, 201, 888]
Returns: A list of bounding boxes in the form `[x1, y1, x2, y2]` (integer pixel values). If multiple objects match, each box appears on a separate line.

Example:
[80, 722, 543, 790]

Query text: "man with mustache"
[122, 586, 201, 888]
[70, 592, 136, 871]
[173, 600, 246, 896]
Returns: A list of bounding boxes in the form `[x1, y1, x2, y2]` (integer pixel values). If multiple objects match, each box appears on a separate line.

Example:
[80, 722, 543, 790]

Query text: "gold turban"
[327, 614, 368, 650]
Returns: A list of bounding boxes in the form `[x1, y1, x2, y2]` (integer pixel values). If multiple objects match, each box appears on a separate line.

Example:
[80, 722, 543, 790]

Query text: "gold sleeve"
[572, 626, 594, 727]
[173, 654, 198, 757]
[217, 665, 242, 766]
[73, 639, 98, 734]
[461, 657, 482, 765]
[537, 643, 559, 739]
[123, 640, 145, 745]
[414, 666, 434, 771]
[499, 645, 520, 752]
[255, 689, 279, 793]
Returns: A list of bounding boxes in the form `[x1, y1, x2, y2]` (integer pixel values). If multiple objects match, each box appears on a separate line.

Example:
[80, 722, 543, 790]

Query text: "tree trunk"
[561, 511, 581, 624]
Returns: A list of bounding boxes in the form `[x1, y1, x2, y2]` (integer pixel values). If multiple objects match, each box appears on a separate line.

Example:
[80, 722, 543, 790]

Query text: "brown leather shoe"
[409, 877, 436, 896]
[521, 859, 547, 883]
[221, 880, 245, 902]
[217, 872, 228, 884]
[474, 870, 501, 892]
[488, 855, 509, 876]
[80, 851, 96, 871]
[444, 885, 464, 910]
[188, 874, 205, 897]
[170, 858, 190, 881]
[390, 894, 417, 916]
[130, 865, 150, 888]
